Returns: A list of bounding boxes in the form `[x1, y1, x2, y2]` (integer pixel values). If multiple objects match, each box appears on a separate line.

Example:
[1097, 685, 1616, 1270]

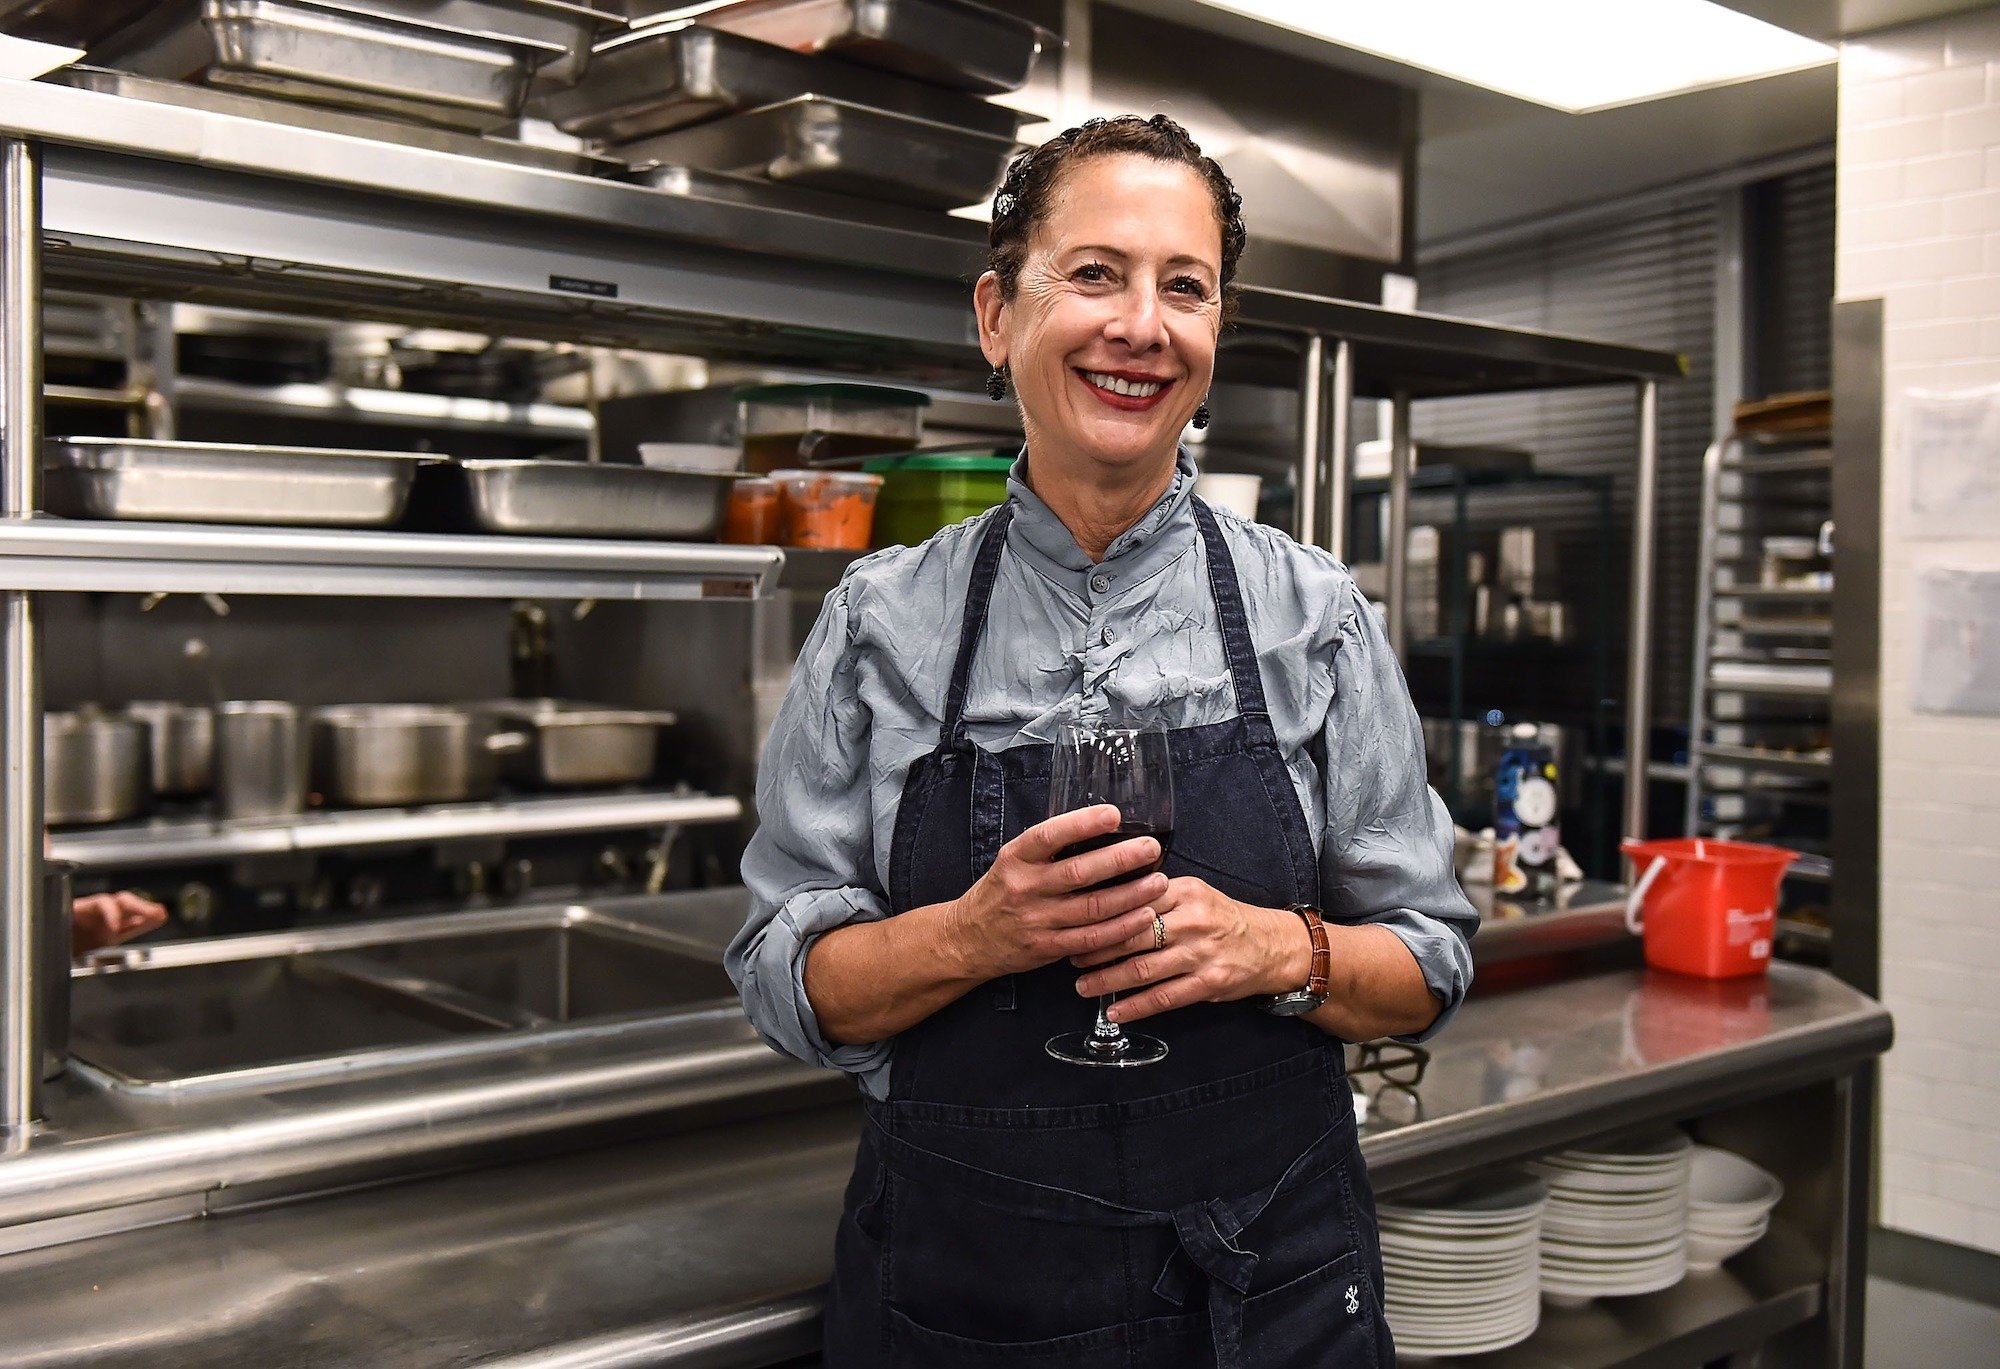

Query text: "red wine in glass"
[1045, 720, 1172, 1068]
[1056, 824, 1174, 892]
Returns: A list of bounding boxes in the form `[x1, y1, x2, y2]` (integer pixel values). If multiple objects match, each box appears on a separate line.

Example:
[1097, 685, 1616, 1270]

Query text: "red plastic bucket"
[1621, 837, 1795, 979]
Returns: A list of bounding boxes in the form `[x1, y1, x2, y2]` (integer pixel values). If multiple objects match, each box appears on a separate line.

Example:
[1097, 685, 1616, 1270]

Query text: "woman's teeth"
[1082, 371, 1165, 398]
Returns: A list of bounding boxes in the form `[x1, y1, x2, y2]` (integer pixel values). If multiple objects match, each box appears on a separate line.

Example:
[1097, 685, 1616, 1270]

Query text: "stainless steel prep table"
[0, 955, 1889, 1368]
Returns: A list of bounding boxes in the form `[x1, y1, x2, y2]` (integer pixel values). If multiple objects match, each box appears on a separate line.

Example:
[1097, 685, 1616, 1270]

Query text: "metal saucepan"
[45, 710, 150, 826]
[313, 704, 529, 807]
[468, 699, 677, 788]
[124, 700, 215, 798]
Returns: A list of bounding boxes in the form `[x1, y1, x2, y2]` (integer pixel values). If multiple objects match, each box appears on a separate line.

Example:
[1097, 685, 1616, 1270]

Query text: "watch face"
[1513, 775, 1558, 827]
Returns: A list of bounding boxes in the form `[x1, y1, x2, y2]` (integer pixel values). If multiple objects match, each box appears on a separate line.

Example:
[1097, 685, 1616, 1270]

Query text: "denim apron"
[821, 499, 1394, 1367]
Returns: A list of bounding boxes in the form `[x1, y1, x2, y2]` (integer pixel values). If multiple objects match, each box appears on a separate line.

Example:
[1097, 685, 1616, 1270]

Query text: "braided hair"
[988, 114, 1248, 323]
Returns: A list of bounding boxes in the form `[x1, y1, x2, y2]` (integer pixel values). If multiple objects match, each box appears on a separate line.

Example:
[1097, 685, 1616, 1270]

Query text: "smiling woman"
[729, 113, 1476, 1367]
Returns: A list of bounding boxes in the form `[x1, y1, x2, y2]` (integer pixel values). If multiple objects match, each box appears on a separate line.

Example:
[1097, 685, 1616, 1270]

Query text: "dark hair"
[988, 114, 1247, 323]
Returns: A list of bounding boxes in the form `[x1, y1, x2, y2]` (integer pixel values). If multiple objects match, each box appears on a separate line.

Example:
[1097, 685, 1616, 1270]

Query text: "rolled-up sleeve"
[1319, 580, 1478, 1041]
[728, 582, 894, 1087]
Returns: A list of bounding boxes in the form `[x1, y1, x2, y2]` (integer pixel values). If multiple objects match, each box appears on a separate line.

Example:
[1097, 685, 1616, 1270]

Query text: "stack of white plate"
[1686, 1145, 1784, 1271]
[1528, 1126, 1693, 1306]
[1378, 1169, 1547, 1358]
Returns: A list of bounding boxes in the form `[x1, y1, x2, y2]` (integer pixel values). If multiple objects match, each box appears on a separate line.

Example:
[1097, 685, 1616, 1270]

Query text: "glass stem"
[1090, 995, 1127, 1048]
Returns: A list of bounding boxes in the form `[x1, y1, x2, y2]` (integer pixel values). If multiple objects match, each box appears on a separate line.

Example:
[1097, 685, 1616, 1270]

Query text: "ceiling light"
[1191, 1, 1835, 112]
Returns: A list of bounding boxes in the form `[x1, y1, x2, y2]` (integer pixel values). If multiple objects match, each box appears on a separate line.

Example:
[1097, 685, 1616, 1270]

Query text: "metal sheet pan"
[616, 95, 1017, 211]
[53, 66, 620, 175]
[624, 160, 979, 236]
[331, 0, 626, 86]
[536, 18, 1033, 143]
[432, 459, 740, 538]
[44, 437, 437, 527]
[93, 0, 564, 132]
[687, 0, 1050, 94]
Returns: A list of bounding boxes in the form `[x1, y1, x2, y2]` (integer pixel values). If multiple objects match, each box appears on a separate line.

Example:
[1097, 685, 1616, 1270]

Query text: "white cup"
[1195, 472, 1262, 520]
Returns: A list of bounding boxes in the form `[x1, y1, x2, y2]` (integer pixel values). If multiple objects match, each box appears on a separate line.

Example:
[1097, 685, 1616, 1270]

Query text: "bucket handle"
[1625, 856, 1668, 936]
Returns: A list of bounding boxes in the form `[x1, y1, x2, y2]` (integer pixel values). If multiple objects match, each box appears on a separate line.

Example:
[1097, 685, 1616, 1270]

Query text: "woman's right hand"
[944, 803, 1166, 980]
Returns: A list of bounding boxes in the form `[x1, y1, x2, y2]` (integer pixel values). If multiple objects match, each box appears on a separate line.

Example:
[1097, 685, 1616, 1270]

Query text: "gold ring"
[1152, 912, 1167, 952]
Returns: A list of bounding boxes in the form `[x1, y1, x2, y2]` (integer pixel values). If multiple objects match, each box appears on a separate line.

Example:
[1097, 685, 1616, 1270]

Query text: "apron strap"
[939, 504, 1015, 750]
[1189, 497, 1273, 721]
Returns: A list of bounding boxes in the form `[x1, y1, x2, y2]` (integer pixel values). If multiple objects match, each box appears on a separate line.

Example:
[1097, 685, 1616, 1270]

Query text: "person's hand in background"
[71, 891, 167, 957]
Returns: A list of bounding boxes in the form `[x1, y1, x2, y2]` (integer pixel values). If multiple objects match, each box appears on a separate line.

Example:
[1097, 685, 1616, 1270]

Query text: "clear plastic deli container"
[737, 383, 926, 473]
[771, 469, 884, 549]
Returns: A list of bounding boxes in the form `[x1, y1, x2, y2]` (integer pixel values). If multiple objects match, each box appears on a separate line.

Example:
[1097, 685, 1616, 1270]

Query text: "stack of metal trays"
[617, 94, 1018, 211]
[52, 67, 623, 175]
[12, 0, 625, 132]
[688, 0, 1052, 94]
[536, 19, 1031, 144]
[539, 0, 1048, 210]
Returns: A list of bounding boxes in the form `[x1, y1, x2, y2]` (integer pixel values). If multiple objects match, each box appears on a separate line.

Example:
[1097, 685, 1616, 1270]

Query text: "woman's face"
[977, 154, 1224, 479]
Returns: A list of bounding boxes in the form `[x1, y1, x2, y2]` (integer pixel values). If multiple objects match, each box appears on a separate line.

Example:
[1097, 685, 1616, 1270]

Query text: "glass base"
[1045, 1029, 1169, 1068]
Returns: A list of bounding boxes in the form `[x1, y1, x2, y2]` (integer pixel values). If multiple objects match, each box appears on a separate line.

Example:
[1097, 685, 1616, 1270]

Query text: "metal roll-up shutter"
[1414, 195, 1718, 729]
[1749, 163, 1835, 398]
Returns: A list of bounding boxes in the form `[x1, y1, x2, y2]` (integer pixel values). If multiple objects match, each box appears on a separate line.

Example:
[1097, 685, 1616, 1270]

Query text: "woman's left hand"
[1070, 876, 1307, 1025]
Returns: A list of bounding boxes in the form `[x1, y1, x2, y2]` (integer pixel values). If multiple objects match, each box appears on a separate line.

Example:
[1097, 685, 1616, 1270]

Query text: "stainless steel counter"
[0, 959, 1890, 1368]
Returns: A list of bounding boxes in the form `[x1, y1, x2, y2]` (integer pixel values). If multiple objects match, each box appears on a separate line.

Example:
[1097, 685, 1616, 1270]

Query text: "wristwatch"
[1264, 903, 1331, 1016]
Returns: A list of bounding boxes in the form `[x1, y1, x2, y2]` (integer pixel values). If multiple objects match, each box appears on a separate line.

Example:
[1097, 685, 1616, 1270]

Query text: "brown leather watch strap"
[1290, 904, 1332, 997]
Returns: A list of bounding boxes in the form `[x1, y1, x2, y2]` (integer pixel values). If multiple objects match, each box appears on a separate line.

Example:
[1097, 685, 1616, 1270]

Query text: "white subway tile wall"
[1838, 6, 2000, 1259]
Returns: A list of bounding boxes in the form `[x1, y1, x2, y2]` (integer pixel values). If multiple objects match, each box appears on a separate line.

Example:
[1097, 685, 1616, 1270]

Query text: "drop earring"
[986, 366, 1009, 401]
[1192, 401, 1211, 430]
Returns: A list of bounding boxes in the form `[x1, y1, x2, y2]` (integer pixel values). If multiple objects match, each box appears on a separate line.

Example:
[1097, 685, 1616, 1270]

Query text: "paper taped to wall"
[1901, 385, 2000, 538]
[1913, 565, 2000, 715]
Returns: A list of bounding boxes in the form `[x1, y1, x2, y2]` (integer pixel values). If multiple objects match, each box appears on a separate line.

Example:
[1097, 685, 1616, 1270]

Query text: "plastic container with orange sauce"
[771, 469, 883, 550]
[720, 476, 783, 544]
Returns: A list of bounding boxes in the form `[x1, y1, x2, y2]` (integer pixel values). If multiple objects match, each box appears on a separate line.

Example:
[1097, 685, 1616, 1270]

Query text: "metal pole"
[1323, 340, 1354, 560]
[1683, 436, 1731, 836]
[1623, 380, 1660, 845]
[1385, 390, 1413, 656]
[1292, 335, 1325, 548]
[1, 139, 45, 1133]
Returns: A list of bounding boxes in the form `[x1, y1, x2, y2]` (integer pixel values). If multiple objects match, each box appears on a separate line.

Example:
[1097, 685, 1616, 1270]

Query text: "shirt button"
[1100, 626, 1116, 646]
[1090, 573, 1111, 594]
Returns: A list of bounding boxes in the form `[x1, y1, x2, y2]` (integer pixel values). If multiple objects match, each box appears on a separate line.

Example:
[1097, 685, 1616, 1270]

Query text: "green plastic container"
[864, 452, 1013, 547]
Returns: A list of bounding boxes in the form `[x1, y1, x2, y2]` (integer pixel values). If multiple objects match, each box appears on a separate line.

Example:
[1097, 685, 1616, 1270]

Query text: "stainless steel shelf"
[171, 376, 596, 440]
[1711, 584, 1832, 601]
[51, 790, 742, 869]
[1699, 744, 1832, 778]
[1723, 449, 1833, 474]
[0, 76, 1683, 396]
[1707, 678, 1832, 699]
[0, 517, 783, 599]
[1426, 1228, 1821, 1367]
[1778, 918, 1833, 948]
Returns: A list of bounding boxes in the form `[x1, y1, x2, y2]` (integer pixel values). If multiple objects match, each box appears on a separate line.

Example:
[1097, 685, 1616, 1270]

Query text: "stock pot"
[313, 704, 528, 807]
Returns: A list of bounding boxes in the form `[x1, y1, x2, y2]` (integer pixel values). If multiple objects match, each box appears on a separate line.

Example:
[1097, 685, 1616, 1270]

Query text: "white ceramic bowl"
[1686, 1216, 1769, 1271]
[1688, 1145, 1784, 1211]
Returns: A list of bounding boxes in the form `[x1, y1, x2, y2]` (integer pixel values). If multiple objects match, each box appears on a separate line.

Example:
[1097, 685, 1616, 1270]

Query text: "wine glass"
[1044, 717, 1172, 1068]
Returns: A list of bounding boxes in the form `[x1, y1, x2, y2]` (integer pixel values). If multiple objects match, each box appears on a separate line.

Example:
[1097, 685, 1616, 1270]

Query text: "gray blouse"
[729, 452, 1478, 1099]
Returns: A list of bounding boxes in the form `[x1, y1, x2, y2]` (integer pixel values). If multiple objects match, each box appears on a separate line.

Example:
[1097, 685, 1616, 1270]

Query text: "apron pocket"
[1234, 1137, 1365, 1295]
[884, 1306, 1153, 1367]
[1242, 1246, 1381, 1369]
[883, 1170, 1150, 1347]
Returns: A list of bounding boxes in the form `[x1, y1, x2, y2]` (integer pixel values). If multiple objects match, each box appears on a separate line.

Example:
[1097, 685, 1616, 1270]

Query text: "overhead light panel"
[1191, 1, 1835, 112]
